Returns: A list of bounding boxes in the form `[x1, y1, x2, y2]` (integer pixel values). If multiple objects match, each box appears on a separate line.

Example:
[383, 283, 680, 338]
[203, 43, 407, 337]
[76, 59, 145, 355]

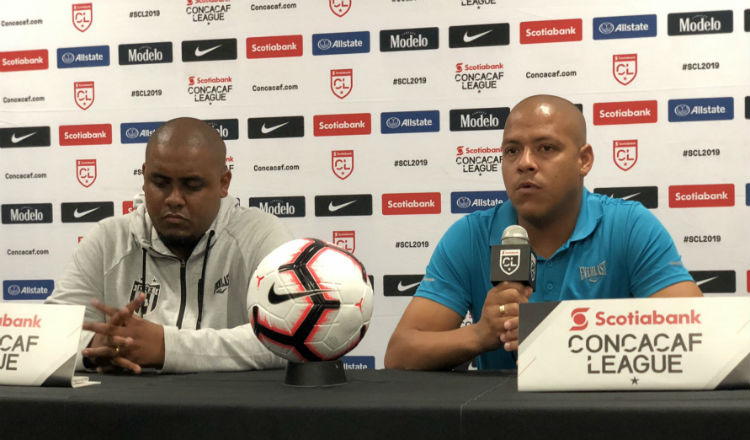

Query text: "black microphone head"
[501, 225, 529, 245]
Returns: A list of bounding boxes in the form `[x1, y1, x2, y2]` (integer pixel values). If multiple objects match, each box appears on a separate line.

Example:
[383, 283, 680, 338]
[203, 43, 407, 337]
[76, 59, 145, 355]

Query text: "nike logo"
[396, 281, 421, 292]
[11, 132, 35, 143]
[609, 192, 640, 200]
[267, 283, 329, 304]
[261, 121, 289, 134]
[73, 207, 100, 218]
[194, 44, 221, 57]
[328, 200, 356, 212]
[463, 30, 493, 43]
[695, 276, 718, 287]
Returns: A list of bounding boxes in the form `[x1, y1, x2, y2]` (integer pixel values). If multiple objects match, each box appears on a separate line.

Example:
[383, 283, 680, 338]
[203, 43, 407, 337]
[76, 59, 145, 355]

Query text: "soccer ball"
[248, 238, 374, 362]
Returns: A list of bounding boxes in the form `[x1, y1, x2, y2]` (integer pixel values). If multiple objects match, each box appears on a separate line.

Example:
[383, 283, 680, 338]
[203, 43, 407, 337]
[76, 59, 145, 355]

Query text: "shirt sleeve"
[624, 203, 694, 297]
[414, 216, 474, 317]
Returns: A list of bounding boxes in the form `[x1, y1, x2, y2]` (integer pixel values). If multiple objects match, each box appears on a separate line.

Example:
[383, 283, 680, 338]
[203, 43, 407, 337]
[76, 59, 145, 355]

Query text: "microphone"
[490, 225, 536, 289]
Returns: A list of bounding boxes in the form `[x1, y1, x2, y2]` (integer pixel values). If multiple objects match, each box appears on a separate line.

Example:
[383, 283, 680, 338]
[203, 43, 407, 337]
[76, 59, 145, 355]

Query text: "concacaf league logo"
[72, 3, 92, 32]
[333, 230, 355, 253]
[74, 81, 95, 110]
[332, 150, 354, 180]
[499, 248, 520, 275]
[613, 140, 637, 171]
[330, 68, 353, 99]
[76, 159, 97, 188]
[329, 0, 351, 17]
[612, 53, 637, 86]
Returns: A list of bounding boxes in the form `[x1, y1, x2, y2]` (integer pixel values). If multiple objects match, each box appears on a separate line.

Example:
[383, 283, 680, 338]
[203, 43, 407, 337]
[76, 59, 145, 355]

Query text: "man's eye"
[502, 147, 517, 155]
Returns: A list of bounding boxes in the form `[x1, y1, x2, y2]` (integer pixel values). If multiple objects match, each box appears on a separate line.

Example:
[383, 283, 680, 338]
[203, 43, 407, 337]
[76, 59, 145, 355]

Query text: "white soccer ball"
[248, 238, 373, 362]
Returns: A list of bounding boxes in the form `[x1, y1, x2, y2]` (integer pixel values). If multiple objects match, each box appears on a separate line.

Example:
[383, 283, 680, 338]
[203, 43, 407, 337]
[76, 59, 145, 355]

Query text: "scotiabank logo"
[0, 49, 48, 72]
[669, 184, 734, 208]
[313, 113, 371, 136]
[596, 310, 701, 326]
[382, 192, 441, 215]
[247, 35, 303, 58]
[520, 19, 582, 44]
[59, 124, 112, 146]
[570, 307, 589, 331]
[593, 100, 657, 125]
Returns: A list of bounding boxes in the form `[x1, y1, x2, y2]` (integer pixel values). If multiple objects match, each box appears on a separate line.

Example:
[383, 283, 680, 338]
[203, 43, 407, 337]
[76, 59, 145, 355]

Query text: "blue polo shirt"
[415, 189, 693, 370]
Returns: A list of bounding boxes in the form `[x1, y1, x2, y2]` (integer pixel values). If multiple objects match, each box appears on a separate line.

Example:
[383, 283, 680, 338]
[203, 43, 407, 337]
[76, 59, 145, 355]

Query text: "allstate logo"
[61, 52, 75, 64]
[125, 127, 140, 139]
[317, 39, 333, 51]
[7, 284, 20, 296]
[385, 117, 401, 129]
[598, 22, 615, 34]
[456, 196, 472, 209]
[674, 104, 691, 117]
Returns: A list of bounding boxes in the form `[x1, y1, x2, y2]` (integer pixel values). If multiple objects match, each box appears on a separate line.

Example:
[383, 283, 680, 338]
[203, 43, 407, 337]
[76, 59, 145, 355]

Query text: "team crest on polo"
[76, 159, 97, 187]
[330, 68, 353, 99]
[613, 139, 638, 171]
[332, 150, 354, 179]
[333, 230, 355, 253]
[500, 249, 520, 275]
[612, 54, 637, 85]
[72, 3, 93, 32]
[74, 81, 95, 110]
[329, 0, 351, 17]
[130, 278, 161, 316]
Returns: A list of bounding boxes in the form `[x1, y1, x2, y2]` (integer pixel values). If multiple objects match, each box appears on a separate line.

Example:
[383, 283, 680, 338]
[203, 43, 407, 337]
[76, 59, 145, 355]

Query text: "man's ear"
[579, 144, 594, 177]
[219, 167, 231, 198]
[141, 163, 146, 191]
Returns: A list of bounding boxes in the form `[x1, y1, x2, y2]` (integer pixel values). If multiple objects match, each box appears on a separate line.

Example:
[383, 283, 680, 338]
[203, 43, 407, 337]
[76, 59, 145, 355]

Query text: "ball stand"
[284, 359, 347, 387]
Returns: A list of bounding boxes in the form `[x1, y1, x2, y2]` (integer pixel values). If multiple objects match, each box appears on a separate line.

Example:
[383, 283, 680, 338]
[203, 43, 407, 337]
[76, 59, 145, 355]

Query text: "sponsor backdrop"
[1, 0, 748, 369]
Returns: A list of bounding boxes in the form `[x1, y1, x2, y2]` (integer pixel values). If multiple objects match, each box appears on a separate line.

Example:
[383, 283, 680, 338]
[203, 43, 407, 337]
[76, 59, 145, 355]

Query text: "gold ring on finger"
[498, 304, 506, 316]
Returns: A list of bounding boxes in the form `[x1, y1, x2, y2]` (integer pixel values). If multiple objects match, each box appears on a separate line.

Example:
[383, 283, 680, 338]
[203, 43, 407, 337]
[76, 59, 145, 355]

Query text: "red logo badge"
[314, 113, 371, 137]
[570, 307, 589, 331]
[76, 159, 97, 188]
[332, 150, 354, 180]
[333, 230, 355, 253]
[0, 49, 48, 72]
[382, 193, 441, 215]
[669, 184, 734, 208]
[246, 35, 303, 59]
[329, 0, 351, 17]
[330, 68, 353, 99]
[520, 18, 582, 44]
[74, 81, 95, 110]
[72, 3, 93, 32]
[613, 139, 637, 171]
[593, 100, 657, 125]
[123, 201, 134, 214]
[59, 124, 112, 146]
[613, 54, 637, 86]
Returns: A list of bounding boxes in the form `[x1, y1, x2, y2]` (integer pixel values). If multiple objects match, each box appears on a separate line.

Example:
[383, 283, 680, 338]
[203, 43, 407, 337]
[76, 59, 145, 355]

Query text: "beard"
[156, 230, 203, 256]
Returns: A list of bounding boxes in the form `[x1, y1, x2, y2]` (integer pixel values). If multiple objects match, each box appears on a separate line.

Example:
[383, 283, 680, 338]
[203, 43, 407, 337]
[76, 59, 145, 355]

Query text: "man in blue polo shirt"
[384, 95, 702, 371]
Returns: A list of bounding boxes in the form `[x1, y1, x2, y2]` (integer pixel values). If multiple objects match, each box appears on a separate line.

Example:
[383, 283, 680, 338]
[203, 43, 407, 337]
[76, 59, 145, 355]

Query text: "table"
[0, 369, 747, 439]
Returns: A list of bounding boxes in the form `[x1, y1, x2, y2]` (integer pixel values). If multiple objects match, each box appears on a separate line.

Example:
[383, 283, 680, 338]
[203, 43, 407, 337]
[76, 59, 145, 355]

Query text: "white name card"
[0, 303, 96, 387]
[518, 297, 750, 391]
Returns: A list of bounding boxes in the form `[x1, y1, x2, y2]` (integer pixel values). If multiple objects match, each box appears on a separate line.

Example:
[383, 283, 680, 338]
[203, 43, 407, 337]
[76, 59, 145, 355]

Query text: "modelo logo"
[669, 184, 734, 208]
[668, 10, 733, 36]
[451, 191, 507, 214]
[120, 122, 163, 144]
[383, 274, 424, 297]
[61, 201, 114, 223]
[1, 203, 53, 224]
[381, 110, 439, 134]
[312, 31, 370, 56]
[593, 186, 658, 209]
[448, 23, 510, 48]
[203, 119, 238, 140]
[382, 192, 441, 215]
[593, 100, 657, 125]
[449, 107, 509, 131]
[248, 116, 304, 139]
[380, 27, 439, 52]
[57, 45, 109, 68]
[313, 113, 371, 136]
[314, 194, 372, 217]
[59, 124, 112, 146]
[182, 38, 237, 62]
[0, 127, 51, 148]
[118, 42, 173, 65]
[668, 97, 734, 122]
[689, 270, 736, 293]
[520, 18, 582, 44]
[246, 35, 303, 59]
[249, 196, 305, 218]
[3, 280, 54, 301]
[0, 49, 48, 72]
[593, 14, 657, 40]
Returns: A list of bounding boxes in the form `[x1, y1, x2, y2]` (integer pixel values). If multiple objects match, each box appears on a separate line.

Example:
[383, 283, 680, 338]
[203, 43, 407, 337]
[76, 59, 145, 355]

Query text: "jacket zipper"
[176, 260, 187, 329]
